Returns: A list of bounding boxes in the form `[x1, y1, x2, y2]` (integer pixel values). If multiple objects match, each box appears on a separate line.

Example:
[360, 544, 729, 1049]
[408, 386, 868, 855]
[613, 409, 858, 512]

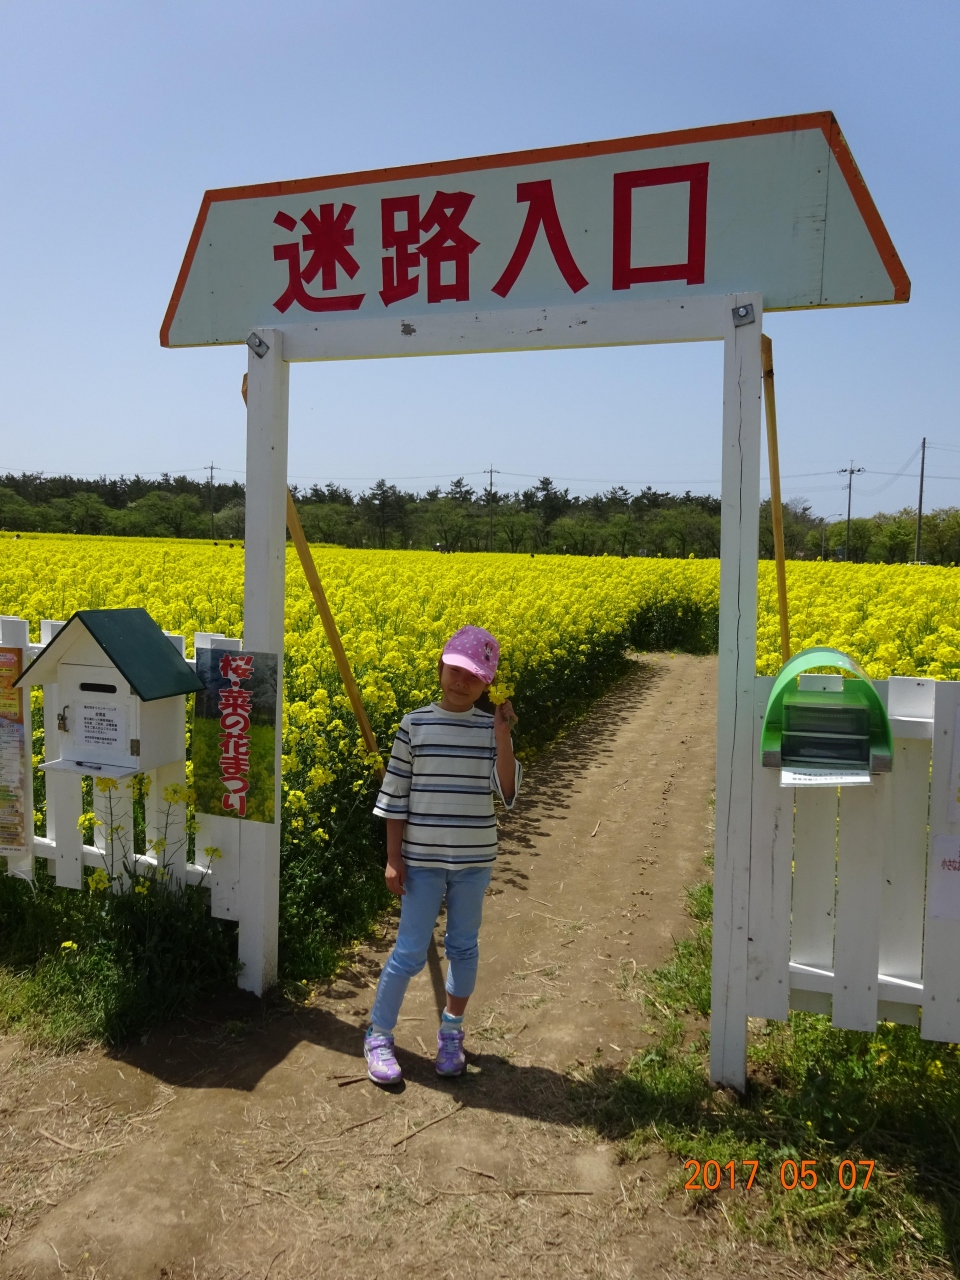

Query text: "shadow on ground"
[112, 999, 578, 1127]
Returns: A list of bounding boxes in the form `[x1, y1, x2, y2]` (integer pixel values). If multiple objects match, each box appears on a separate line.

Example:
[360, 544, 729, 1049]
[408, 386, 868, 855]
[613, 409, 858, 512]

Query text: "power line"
[6, 458, 957, 498]
[858, 472, 960, 481]
[293, 472, 489, 483]
[857, 443, 922, 497]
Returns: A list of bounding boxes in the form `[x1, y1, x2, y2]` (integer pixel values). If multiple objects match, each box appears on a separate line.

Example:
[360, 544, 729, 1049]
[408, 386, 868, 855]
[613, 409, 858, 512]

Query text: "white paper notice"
[929, 834, 960, 922]
[79, 704, 126, 754]
[780, 768, 873, 789]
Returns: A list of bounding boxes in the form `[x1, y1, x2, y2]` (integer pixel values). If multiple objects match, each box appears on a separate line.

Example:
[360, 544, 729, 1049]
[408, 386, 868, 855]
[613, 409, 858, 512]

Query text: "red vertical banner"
[193, 648, 279, 822]
[612, 163, 709, 290]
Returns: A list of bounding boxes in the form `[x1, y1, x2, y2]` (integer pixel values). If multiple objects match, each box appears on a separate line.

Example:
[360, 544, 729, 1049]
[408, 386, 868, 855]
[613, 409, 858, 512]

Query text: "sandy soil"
[0, 655, 831, 1279]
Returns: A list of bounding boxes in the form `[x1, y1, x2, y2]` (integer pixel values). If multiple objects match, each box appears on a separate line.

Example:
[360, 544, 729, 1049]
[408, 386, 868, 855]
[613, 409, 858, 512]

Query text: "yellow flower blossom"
[3, 535, 958, 858]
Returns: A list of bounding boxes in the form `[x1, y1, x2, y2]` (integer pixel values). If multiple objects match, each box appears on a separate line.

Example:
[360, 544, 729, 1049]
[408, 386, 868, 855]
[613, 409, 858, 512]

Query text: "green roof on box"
[18, 608, 205, 701]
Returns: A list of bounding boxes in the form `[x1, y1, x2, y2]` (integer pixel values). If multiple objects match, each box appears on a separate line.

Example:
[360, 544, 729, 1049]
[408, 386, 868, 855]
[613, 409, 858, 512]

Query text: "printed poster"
[0, 646, 29, 856]
[193, 648, 278, 822]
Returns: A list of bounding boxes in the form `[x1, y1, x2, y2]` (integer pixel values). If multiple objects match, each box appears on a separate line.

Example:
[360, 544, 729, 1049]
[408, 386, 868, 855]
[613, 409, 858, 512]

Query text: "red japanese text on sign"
[273, 204, 365, 313]
[218, 653, 256, 817]
[271, 173, 713, 316]
[612, 164, 709, 289]
[380, 196, 421, 306]
[492, 179, 588, 298]
[380, 191, 479, 306]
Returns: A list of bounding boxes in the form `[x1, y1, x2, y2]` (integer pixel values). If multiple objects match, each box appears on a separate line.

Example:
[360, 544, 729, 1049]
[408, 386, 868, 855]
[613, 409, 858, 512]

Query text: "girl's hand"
[385, 853, 406, 896]
[494, 699, 517, 733]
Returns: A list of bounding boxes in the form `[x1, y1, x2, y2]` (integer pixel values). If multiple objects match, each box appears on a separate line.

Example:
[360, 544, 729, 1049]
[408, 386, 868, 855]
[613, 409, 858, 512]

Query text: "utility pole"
[838, 461, 865, 562]
[208, 462, 218, 540]
[486, 464, 500, 552]
[915, 436, 927, 564]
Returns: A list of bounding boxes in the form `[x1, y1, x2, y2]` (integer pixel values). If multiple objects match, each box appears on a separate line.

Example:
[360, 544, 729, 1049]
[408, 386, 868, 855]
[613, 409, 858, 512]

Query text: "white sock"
[441, 1011, 464, 1032]
[368, 1022, 392, 1037]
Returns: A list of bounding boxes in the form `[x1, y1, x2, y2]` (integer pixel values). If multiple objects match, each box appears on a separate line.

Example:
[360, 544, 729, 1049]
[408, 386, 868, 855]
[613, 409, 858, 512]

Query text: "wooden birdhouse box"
[16, 608, 204, 777]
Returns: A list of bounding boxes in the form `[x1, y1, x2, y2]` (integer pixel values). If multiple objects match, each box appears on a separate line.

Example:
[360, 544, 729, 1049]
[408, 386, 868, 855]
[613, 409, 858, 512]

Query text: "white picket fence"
[0, 616, 242, 925]
[747, 674, 960, 1041]
[6, 611, 960, 1040]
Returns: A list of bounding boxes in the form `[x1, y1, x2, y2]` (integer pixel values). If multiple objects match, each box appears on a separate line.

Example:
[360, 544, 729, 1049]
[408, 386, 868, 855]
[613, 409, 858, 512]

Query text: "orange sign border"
[160, 111, 909, 348]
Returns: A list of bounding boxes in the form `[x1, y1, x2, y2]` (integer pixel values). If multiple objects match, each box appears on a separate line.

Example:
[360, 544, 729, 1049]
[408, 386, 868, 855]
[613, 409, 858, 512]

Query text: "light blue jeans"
[369, 863, 492, 1032]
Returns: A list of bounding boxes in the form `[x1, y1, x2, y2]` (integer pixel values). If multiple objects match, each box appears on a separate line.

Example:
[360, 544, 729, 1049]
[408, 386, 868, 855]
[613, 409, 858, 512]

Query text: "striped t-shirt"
[373, 703, 522, 869]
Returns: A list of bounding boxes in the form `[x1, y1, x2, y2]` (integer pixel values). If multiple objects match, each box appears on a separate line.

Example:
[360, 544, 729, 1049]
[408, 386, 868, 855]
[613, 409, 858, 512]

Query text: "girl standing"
[364, 626, 521, 1084]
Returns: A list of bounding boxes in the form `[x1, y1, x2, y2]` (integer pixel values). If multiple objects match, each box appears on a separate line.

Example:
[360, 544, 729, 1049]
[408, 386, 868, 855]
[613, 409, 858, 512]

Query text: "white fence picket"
[879, 738, 929, 986]
[790, 787, 838, 972]
[831, 780, 890, 1030]
[44, 772, 85, 889]
[747, 677, 792, 1019]
[40, 687, 60, 873]
[146, 760, 189, 886]
[197, 812, 241, 920]
[921, 680, 960, 1041]
[93, 775, 136, 888]
[880, 677, 934, 1013]
[789, 783, 837, 1015]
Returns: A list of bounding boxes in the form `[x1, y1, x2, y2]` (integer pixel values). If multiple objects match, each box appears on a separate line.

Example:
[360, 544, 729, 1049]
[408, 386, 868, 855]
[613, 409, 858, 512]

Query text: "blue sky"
[1, 1, 957, 517]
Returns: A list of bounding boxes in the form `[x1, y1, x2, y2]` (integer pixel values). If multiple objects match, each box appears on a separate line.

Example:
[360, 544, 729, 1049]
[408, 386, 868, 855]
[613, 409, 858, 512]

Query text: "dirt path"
[0, 655, 807, 1279]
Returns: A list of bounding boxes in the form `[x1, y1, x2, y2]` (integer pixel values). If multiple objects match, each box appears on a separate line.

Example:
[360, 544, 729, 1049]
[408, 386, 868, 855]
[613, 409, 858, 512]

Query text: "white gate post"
[239, 328, 289, 995]
[710, 294, 763, 1090]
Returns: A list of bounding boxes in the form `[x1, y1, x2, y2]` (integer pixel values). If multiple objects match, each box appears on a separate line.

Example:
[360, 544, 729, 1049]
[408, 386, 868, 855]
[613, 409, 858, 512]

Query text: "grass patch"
[577, 876, 960, 1275]
[0, 862, 238, 1049]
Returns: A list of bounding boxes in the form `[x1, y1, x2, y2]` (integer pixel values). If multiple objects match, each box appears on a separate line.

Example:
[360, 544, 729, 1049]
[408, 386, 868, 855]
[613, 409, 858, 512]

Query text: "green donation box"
[761, 647, 893, 776]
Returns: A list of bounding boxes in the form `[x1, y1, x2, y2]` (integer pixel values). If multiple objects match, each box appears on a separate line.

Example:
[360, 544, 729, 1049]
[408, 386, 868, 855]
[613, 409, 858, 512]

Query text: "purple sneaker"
[436, 1026, 466, 1077]
[364, 1031, 402, 1085]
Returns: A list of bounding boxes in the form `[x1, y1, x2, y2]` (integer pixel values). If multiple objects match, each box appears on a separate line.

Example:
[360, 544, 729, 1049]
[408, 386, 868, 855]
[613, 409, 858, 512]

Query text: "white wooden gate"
[747, 673, 960, 1041]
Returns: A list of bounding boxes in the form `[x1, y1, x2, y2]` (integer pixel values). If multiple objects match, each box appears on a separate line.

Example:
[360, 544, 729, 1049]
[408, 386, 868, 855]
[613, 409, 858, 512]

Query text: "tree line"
[1, 471, 957, 563]
[0, 472, 247, 540]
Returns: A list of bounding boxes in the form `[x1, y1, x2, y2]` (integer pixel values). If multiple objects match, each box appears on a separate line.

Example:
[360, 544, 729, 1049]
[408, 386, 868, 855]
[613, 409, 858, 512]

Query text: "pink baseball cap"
[442, 626, 499, 684]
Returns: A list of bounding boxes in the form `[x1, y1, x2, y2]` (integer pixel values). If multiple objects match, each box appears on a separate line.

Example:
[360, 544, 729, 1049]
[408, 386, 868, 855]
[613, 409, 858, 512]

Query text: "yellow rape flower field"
[759, 560, 960, 681]
[3, 529, 958, 804]
[1, 534, 958, 689]
[1, 532, 958, 972]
